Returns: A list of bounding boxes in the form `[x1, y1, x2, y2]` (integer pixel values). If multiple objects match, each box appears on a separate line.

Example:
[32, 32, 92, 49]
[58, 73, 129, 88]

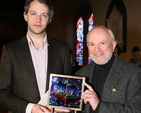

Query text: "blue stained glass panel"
[76, 17, 84, 66]
[88, 14, 94, 64]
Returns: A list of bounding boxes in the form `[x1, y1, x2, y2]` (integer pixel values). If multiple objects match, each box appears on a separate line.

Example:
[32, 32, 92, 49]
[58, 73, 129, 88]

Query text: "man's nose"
[36, 15, 41, 22]
[95, 45, 100, 51]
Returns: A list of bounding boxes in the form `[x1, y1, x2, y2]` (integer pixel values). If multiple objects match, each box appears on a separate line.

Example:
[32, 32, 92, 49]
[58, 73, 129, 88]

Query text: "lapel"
[46, 37, 58, 90]
[19, 37, 39, 93]
[101, 57, 124, 99]
[88, 62, 95, 83]
[84, 63, 95, 112]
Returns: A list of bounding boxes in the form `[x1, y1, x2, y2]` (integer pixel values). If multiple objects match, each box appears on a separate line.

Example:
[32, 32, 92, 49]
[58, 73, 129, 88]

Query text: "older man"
[75, 26, 141, 113]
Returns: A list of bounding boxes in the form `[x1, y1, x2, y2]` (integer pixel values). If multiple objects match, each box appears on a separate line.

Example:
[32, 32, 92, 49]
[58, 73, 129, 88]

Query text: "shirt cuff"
[26, 103, 35, 113]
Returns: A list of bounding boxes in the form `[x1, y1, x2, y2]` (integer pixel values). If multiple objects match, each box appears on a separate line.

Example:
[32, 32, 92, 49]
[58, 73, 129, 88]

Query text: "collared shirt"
[26, 33, 48, 113]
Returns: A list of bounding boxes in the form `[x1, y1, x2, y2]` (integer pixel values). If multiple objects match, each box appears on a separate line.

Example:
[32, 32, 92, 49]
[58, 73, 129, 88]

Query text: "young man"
[129, 46, 141, 67]
[0, 0, 72, 113]
[75, 26, 141, 113]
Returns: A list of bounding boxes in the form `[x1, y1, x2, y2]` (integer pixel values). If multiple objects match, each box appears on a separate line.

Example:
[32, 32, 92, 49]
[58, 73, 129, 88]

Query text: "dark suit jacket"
[75, 57, 141, 113]
[0, 36, 72, 113]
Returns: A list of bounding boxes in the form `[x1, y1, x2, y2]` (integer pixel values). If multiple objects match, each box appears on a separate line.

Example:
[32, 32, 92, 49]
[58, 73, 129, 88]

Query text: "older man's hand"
[82, 82, 100, 110]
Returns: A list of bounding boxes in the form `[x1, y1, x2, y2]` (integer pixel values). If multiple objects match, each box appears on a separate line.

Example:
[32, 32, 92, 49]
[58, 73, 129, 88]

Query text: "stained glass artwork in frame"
[48, 73, 85, 111]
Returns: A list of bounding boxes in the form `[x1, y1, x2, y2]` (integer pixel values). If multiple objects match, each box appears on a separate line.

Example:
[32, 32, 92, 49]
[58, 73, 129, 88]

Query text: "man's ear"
[113, 41, 117, 52]
[23, 12, 27, 21]
[47, 18, 52, 24]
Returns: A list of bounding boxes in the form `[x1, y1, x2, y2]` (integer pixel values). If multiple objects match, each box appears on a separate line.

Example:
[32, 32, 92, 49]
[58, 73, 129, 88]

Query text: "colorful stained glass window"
[88, 14, 94, 31]
[76, 17, 84, 66]
[88, 14, 94, 64]
[76, 14, 94, 66]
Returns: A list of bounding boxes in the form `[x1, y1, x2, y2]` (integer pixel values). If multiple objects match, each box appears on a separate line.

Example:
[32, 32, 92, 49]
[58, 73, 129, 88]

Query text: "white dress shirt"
[26, 33, 48, 113]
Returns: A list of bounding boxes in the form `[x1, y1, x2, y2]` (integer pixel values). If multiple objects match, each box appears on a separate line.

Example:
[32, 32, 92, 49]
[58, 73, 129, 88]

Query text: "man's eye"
[42, 14, 48, 18]
[31, 13, 36, 15]
[101, 42, 105, 45]
[43, 15, 47, 17]
[90, 43, 94, 46]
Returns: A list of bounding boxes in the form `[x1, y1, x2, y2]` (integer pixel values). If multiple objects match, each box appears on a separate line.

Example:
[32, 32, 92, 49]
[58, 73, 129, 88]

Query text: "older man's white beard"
[91, 52, 113, 65]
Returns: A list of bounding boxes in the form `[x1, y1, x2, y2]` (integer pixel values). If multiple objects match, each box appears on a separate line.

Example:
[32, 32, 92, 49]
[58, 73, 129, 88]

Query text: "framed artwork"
[106, 3, 127, 52]
[48, 73, 85, 111]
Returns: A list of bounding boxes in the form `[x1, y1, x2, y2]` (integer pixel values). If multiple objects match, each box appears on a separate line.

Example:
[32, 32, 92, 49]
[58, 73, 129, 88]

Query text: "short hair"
[24, 0, 54, 19]
[132, 46, 141, 53]
[86, 25, 115, 42]
[107, 28, 115, 41]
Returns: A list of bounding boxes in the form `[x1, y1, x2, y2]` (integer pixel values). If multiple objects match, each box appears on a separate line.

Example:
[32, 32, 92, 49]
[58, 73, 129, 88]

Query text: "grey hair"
[86, 25, 115, 42]
[107, 29, 115, 41]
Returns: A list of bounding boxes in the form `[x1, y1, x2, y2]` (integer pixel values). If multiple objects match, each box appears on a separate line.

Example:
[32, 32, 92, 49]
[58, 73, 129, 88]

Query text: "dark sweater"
[90, 55, 115, 113]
